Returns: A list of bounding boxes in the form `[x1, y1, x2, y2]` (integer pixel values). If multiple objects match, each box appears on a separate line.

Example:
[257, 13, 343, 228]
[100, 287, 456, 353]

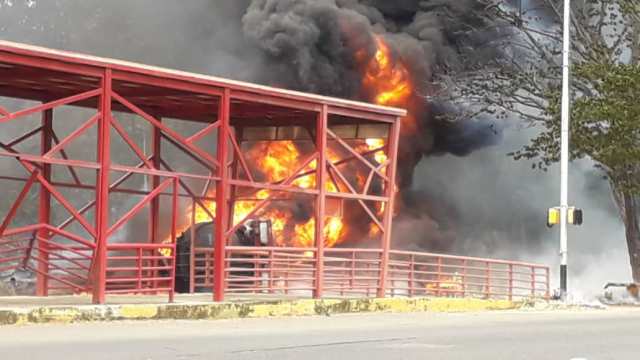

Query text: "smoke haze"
[0, 0, 631, 294]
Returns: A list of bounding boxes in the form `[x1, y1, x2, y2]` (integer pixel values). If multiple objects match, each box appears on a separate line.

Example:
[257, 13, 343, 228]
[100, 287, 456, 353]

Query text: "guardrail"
[191, 247, 549, 300]
[106, 243, 176, 301]
[0, 224, 95, 294]
[387, 250, 549, 300]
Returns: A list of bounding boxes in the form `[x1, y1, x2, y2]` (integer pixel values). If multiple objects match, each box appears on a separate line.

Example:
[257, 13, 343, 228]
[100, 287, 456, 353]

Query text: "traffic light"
[568, 207, 583, 225]
[547, 207, 560, 227]
[547, 207, 583, 227]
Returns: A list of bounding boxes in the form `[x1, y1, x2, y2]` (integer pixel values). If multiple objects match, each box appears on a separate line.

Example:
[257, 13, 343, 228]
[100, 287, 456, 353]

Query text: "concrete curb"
[0, 297, 519, 326]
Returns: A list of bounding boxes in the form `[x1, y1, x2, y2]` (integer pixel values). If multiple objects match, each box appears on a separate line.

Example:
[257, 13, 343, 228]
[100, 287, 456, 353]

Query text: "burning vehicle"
[174, 219, 273, 293]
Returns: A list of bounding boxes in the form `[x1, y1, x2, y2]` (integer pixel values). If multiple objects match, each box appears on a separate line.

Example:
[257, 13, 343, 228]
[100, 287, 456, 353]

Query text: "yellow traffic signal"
[568, 207, 583, 225]
[547, 207, 560, 227]
[547, 207, 583, 227]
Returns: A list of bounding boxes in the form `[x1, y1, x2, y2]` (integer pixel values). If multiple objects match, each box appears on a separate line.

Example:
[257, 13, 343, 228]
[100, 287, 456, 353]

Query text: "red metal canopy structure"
[0, 41, 407, 303]
[0, 41, 550, 304]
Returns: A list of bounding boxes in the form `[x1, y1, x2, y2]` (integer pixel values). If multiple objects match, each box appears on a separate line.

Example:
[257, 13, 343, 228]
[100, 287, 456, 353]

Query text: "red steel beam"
[37, 109, 52, 296]
[44, 113, 100, 158]
[169, 177, 178, 302]
[49, 130, 84, 186]
[93, 69, 112, 304]
[0, 170, 39, 237]
[327, 161, 384, 232]
[213, 88, 231, 302]
[111, 91, 220, 169]
[159, 159, 216, 221]
[186, 120, 220, 145]
[110, 116, 154, 169]
[150, 118, 161, 245]
[328, 106, 396, 123]
[327, 129, 389, 182]
[160, 133, 217, 174]
[224, 152, 318, 238]
[5, 125, 43, 148]
[314, 105, 328, 298]
[57, 157, 151, 231]
[231, 90, 321, 113]
[107, 177, 173, 237]
[0, 88, 101, 125]
[226, 126, 255, 183]
[378, 117, 401, 297]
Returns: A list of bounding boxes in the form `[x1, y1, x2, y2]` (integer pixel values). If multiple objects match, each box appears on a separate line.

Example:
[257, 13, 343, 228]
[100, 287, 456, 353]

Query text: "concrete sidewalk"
[0, 295, 522, 325]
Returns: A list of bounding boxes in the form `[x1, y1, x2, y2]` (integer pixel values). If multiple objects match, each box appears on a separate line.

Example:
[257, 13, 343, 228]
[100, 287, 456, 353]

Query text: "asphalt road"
[1, 309, 639, 360]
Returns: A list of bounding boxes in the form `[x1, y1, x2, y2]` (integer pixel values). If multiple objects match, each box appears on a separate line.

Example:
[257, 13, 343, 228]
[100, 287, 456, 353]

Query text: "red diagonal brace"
[111, 91, 220, 169]
[186, 121, 220, 145]
[8, 157, 97, 238]
[106, 177, 173, 237]
[226, 152, 318, 237]
[0, 171, 39, 237]
[160, 133, 216, 173]
[226, 127, 254, 183]
[363, 159, 389, 195]
[0, 88, 101, 125]
[6, 126, 43, 148]
[111, 116, 154, 169]
[57, 157, 151, 231]
[328, 160, 384, 232]
[35, 168, 97, 238]
[50, 131, 84, 186]
[327, 129, 389, 182]
[44, 113, 100, 158]
[159, 159, 216, 221]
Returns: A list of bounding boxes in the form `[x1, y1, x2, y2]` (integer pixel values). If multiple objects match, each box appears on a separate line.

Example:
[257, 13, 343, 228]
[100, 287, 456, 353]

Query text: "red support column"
[36, 109, 52, 296]
[227, 127, 243, 233]
[213, 89, 230, 302]
[149, 119, 161, 244]
[314, 105, 328, 298]
[377, 118, 401, 298]
[169, 177, 178, 303]
[149, 118, 161, 292]
[93, 70, 112, 304]
[189, 198, 196, 293]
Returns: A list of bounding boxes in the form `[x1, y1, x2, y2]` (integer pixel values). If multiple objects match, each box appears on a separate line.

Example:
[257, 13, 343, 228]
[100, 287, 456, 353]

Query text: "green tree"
[440, 0, 640, 280]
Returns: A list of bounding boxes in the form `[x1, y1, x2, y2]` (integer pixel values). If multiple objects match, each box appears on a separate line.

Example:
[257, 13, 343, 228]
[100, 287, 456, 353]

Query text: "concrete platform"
[0, 293, 302, 307]
[0, 295, 521, 326]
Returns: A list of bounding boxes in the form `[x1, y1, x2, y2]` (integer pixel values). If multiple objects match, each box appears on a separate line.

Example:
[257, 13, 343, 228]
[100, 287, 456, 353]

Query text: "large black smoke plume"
[240, 0, 506, 246]
[242, 1, 505, 183]
[0, 1, 631, 293]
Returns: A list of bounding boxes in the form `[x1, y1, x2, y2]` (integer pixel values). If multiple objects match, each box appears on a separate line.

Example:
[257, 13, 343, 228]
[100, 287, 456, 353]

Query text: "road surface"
[1, 308, 638, 359]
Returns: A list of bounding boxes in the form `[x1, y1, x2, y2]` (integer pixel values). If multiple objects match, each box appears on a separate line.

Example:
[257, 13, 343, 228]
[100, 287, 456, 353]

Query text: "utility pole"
[559, 0, 571, 297]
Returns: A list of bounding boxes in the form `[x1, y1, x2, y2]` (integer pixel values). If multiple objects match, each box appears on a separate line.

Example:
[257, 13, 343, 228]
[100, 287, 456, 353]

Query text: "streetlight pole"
[559, 0, 571, 297]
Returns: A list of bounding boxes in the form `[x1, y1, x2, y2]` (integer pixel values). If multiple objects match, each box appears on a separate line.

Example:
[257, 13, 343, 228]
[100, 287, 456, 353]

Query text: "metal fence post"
[531, 266, 536, 298]
[137, 247, 142, 292]
[409, 254, 415, 297]
[508, 264, 513, 301]
[485, 261, 491, 299]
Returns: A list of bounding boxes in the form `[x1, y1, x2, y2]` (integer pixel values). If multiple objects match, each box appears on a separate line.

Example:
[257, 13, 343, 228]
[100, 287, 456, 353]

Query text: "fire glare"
[190, 138, 386, 248]
[364, 36, 416, 133]
[185, 37, 410, 250]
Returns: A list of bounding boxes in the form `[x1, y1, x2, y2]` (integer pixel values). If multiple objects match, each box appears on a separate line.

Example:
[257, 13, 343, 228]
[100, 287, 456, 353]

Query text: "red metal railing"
[105, 243, 176, 302]
[0, 224, 95, 294]
[191, 247, 549, 300]
[323, 248, 381, 297]
[387, 250, 550, 300]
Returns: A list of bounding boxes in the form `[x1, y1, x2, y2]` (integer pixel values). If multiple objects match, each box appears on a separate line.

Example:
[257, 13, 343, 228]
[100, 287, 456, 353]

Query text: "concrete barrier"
[0, 297, 520, 326]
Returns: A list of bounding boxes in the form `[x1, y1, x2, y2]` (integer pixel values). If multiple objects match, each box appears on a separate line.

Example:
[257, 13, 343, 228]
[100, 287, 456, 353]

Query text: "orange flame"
[190, 141, 349, 248]
[363, 36, 416, 133]
[364, 37, 412, 107]
[426, 275, 464, 297]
